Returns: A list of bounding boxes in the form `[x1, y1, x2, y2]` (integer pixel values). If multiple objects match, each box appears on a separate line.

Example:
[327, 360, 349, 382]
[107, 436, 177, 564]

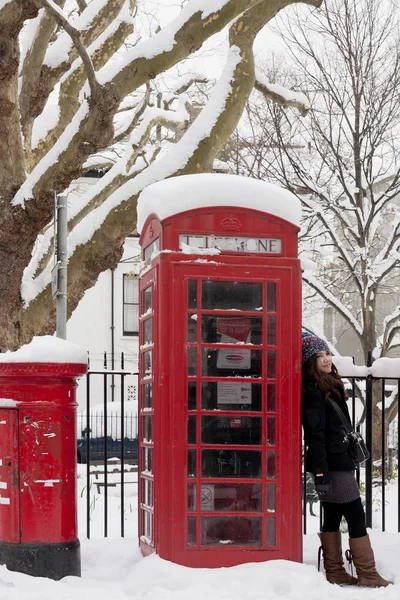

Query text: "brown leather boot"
[349, 535, 391, 587]
[319, 532, 358, 585]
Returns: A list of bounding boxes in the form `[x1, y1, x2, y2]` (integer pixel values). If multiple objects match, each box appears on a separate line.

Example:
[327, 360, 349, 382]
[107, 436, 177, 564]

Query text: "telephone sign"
[179, 234, 282, 253]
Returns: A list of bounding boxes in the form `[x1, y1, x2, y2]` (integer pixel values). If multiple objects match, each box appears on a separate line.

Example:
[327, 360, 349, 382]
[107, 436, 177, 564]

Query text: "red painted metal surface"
[138, 206, 302, 568]
[0, 410, 20, 542]
[0, 363, 87, 545]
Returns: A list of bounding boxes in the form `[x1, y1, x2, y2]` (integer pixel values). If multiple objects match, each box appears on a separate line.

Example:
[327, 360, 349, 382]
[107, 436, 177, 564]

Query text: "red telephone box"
[138, 174, 302, 568]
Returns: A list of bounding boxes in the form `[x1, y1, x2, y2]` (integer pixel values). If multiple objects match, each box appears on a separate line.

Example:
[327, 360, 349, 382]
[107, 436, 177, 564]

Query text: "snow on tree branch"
[22, 96, 192, 293]
[23, 45, 243, 306]
[254, 69, 310, 115]
[43, 0, 122, 69]
[223, 0, 400, 368]
[99, 0, 321, 95]
[31, 3, 133, 166]
[0, 0, 323, 351]
[39, 0, 101, 97]
[303, 272, 364, 336]
[12, 100, 90, 207]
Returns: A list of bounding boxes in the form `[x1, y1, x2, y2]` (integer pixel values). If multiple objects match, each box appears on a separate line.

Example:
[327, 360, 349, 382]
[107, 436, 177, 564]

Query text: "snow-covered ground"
[0, 466, 399, 599]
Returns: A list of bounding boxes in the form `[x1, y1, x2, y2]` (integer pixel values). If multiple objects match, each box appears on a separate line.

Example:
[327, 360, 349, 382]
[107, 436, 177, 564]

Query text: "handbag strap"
[326, 396, 353, 433]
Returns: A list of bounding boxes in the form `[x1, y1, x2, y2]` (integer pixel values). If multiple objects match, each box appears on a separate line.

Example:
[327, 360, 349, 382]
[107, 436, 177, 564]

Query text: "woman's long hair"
[302, 353, 344, 399]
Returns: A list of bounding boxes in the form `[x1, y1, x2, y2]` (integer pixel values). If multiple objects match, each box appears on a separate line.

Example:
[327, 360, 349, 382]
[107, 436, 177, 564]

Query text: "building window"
[123, 274, 139, 335]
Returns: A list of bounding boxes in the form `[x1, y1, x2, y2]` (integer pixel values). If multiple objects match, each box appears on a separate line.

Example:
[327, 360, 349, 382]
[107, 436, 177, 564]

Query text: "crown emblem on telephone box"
[221, 215, 242, 232]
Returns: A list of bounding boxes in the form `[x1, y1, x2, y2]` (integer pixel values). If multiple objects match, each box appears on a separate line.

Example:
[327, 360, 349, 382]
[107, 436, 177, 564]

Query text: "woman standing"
[302, 333, 391, 587]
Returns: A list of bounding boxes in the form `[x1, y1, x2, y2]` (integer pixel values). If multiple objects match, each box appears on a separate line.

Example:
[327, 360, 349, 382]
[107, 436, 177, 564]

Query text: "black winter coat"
[302, 381, 355, 474]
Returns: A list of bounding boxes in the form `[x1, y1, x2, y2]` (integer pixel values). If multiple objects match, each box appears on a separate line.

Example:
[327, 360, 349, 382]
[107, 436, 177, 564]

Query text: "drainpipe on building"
[55, 194, 68, 339]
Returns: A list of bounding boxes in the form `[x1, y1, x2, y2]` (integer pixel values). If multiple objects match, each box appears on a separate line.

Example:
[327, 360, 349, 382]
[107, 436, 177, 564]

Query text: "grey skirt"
[317, 471, 360, 504]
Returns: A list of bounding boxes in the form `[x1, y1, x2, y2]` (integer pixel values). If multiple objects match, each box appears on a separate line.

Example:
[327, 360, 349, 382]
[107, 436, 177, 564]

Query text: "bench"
[89, 460, 138, 494]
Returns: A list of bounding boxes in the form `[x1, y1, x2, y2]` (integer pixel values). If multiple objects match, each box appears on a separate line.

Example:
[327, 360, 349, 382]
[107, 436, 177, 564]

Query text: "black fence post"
[398, 380, 400, 533]
[303, 457, 307, 535]
[86, 367, 91, 540]
[365, 351, 373, 529]
[121, 371, 125, 538]
[381, 379, 386, 532]
[350, 375, 361, 487]
[103, 352, 108, 537]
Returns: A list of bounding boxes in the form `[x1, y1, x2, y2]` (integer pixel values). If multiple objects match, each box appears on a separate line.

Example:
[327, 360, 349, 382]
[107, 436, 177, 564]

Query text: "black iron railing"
[303, 375, 400, 534]
[78, 358, 399, 538]
[77, 352, 138, 539]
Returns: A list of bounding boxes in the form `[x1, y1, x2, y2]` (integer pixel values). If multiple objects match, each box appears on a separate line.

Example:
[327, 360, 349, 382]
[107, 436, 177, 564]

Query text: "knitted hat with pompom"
[302, 333, 330, 365]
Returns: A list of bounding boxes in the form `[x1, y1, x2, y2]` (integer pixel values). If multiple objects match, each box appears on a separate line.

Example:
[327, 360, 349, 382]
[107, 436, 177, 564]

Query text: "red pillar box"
[136, 174, 302, 568]
[0, 336, 87, 579]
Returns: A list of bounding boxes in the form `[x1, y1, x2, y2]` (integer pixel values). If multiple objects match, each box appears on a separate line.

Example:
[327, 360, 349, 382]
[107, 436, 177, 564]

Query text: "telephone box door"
[169, 264, 301, 565]
[0, 409, 20, 543]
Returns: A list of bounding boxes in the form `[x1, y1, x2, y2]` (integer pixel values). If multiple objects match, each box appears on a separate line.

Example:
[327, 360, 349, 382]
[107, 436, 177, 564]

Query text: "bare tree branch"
[254, 70, 310, 115]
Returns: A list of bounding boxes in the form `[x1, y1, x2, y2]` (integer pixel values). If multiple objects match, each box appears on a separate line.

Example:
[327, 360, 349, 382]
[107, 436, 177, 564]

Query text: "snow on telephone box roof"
[136, 174, 301, 232]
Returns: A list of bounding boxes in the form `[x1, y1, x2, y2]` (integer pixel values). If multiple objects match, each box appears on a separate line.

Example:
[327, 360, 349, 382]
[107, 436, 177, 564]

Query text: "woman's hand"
[314, 474, 332, 497]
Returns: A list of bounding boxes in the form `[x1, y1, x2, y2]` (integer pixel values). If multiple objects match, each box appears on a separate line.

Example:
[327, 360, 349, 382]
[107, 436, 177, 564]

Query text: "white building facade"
[66, 175, 140, 412]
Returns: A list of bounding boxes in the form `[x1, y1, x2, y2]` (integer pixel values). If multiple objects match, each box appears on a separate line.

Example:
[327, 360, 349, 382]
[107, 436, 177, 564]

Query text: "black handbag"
[326, 397, 370, 466]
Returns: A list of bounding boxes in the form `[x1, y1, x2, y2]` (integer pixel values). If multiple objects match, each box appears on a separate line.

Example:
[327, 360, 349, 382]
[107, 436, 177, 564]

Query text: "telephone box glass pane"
[144, 479, 153, 507]
[267, 283, 276, 312]
[267, 350, 276, 379]
[267, 518, 276, 546]
[202, 348, 262, 378]
[144, 447, 152, 472]
[144, 383, 152, 408]
[267, 450, 276, 479]
[144, 286, 152, 313]
[188, 449, 196, 477]
[188, 483, 196, 511]
[144, 416, 152, 442]
[267, 484, 276, 512]
[188, 280, 197, 309]
[201, 516, 262, 546]
[267, 317, 276, 346]
[188, 381, 196, 410]
[266, 384, 276, 412]
[188, 314, 197, 342]
[202, 381, 261, 411]
[201, 316, 262, 344]
[144, 510, 152, 540]
[188, 416, 196, 444]
[144, 351, 152, 376]
[267, 417, 276, 446]
[201, 450, 262, 478]
[200, 483, 262, 512]
[144, 318, 152, 344]
[188, 347, 197, 376]
[144, 238, 159, 263]
[201, 416, 261, 445]
[188, 517, 197, 546]
[202, 281, 262, 311]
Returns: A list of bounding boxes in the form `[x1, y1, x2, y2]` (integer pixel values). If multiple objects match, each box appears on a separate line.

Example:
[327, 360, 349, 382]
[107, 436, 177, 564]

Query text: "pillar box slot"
[137, 174, 302, 568]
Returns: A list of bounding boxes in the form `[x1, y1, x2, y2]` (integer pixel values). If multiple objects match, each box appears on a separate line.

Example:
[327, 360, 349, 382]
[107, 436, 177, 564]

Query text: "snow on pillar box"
[0, 336, 88, 580]
[137, 174, 303, 568]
